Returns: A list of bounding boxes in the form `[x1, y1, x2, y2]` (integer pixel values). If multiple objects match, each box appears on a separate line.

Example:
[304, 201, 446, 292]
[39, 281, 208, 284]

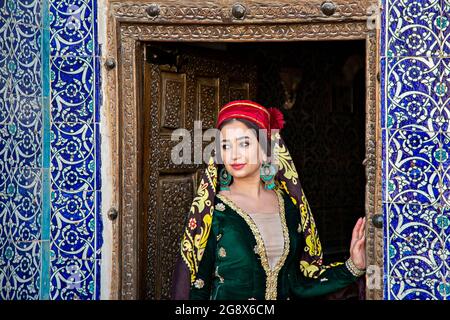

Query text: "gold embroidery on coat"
[216, 189, 290, 300]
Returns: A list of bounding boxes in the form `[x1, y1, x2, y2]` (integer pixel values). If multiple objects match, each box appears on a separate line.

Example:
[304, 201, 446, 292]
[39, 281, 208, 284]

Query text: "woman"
[171, 100, 366, 300]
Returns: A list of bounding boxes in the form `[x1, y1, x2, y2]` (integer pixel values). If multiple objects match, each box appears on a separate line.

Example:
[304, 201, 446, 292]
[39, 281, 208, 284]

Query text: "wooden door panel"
[196, 77, 220, 127]
[158, 174, 196, 299]
[160, 72, 186, 131]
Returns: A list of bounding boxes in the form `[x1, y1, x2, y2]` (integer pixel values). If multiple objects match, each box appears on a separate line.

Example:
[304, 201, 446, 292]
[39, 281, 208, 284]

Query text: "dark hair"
[218, 118, 261, 140]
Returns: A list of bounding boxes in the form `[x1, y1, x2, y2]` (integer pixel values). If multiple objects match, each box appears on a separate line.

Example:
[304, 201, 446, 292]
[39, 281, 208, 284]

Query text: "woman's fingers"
[357, 233, 366, 248]
[357, 234, 366, 268]
[358, 217, 366, 239]
[351, 218, 362, 248]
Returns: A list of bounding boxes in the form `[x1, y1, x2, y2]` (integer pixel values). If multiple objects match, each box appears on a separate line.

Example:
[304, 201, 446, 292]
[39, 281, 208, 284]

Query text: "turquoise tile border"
[39, 0, 51, 300]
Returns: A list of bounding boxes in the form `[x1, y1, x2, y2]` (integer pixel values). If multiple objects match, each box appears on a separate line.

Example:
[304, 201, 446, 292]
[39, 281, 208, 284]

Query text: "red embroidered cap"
[216, 100, 285, 133]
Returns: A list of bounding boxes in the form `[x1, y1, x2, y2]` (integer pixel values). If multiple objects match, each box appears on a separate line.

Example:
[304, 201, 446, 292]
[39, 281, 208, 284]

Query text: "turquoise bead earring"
[260, 162, 276, 190]
[219, 167, 232, 191]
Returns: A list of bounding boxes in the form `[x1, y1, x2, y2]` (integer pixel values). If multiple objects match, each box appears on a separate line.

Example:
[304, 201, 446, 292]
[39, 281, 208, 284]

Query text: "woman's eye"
[221, 144, 230, 150]
[239, 141, 250, 148]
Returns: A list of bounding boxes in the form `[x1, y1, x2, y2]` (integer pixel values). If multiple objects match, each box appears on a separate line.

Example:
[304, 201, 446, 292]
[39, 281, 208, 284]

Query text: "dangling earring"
[260, 162, 276, 190]
[219, 167, 232, 191]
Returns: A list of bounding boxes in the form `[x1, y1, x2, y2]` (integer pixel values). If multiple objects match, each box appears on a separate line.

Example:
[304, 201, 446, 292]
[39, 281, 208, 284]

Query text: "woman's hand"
[349, 217, 366, 270]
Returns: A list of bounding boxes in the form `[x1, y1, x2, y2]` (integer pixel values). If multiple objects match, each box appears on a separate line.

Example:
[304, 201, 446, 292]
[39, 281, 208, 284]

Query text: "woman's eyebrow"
[221, 136, 250, 143]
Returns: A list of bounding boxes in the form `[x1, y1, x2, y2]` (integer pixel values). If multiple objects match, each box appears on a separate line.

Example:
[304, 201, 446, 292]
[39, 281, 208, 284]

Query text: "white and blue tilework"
[0, 0, 101, 300]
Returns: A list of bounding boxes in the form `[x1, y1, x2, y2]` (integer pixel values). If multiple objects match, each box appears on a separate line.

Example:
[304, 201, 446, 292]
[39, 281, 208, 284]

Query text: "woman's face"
[219, 120, 265, 180]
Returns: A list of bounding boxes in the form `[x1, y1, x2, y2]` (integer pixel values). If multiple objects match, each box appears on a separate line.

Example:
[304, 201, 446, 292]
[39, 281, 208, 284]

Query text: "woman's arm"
[290, 217, 366, 299]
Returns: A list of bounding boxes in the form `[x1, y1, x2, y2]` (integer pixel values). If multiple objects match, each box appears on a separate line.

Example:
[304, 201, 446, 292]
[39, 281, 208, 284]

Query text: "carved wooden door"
[140, 44, 257, 299]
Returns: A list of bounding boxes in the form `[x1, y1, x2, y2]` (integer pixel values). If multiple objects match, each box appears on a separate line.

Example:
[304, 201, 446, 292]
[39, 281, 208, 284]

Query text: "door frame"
[104, 0, 382, 300]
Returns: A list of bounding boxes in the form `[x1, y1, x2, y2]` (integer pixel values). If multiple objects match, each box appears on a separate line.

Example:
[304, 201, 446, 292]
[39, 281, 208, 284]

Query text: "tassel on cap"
[268, 107, 285, 130]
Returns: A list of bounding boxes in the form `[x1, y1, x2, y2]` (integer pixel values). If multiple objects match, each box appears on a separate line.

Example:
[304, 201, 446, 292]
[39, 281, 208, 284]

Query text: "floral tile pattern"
[383, 0, 450, 300]
[0, 0, 101, 300]
[48, 0, 101, 300]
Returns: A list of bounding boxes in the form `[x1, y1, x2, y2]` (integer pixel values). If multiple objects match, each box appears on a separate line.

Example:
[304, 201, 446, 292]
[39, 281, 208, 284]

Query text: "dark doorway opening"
[140, 40, 366, 299]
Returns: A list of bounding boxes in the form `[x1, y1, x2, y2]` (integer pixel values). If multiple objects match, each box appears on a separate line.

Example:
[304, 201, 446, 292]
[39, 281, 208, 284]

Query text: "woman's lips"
[230, 163, 246, 170]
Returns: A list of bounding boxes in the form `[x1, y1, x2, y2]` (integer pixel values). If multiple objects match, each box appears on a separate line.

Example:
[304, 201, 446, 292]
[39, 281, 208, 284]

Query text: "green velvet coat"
[189, 189, 359, 300]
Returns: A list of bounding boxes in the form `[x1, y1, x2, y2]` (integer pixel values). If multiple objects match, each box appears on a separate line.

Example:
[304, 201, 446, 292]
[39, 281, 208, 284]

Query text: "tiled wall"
[0, 0, 102, 300]
[48, 0, 101, 300]
[382, 0, 450, 299]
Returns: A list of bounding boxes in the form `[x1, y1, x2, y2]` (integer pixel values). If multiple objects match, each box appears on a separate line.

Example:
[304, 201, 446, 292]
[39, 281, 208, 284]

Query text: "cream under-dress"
[247, 211, 284, 269]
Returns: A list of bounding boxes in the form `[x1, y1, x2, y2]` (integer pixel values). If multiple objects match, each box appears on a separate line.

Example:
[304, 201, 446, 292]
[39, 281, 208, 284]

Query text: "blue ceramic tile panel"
[441, 131, 450, 206]
[50, 122, 96, 192]
[441, 203, 450, 281]
[385, 0, 442, 57]
[386, 129, 441, 205]
[8, 23, 42, 97]
[389, 250, 447, 280]
[0, 239, 41, 300]
[50, 190, 97, 260]
[382, 129, 389, 204]
[1, 0, 102, 300]
[0, 35, 8, 117]
[94, 122, 100, 190]
[441, 0, 450, 56]
[49, 0, 95, 57]
[384, 201, 446, 288]
[0, 138, 42, 299]
[94, 57, 100, 123]
[384, 0, 449, 300]
[1, 120, 43, 169]
[50, 55, 94, 123]
[13, 96, 42, 131]
[380, 0, 387, 57]
[95, 190, 102, 260]
[49, 257, 97, 300]
[381, 58, 388, 129]
[7, 169, 42, 243]
[437, 58, 450, 130]
[386, 202, 445, 241]
[388, 276, 448, 300]
[385, 57, 445, 132]
[10, 0, 43, 28]
[48, 0, 101, 300]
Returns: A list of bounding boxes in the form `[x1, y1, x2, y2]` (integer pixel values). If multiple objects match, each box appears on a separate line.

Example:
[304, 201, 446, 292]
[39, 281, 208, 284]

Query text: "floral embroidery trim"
[215, 266, 224, 283]
[180, 156, 217, 285]
[188, 218, 197, 230]
[215, 202, 226, 212]
[193, 278, 205, 289]
[218, 247, 227, 258]
[216, 189, 290, 300]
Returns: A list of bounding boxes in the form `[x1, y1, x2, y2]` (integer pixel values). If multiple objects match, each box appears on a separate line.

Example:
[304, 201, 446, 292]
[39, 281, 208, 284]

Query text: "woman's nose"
[231, 144, 239, 160]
